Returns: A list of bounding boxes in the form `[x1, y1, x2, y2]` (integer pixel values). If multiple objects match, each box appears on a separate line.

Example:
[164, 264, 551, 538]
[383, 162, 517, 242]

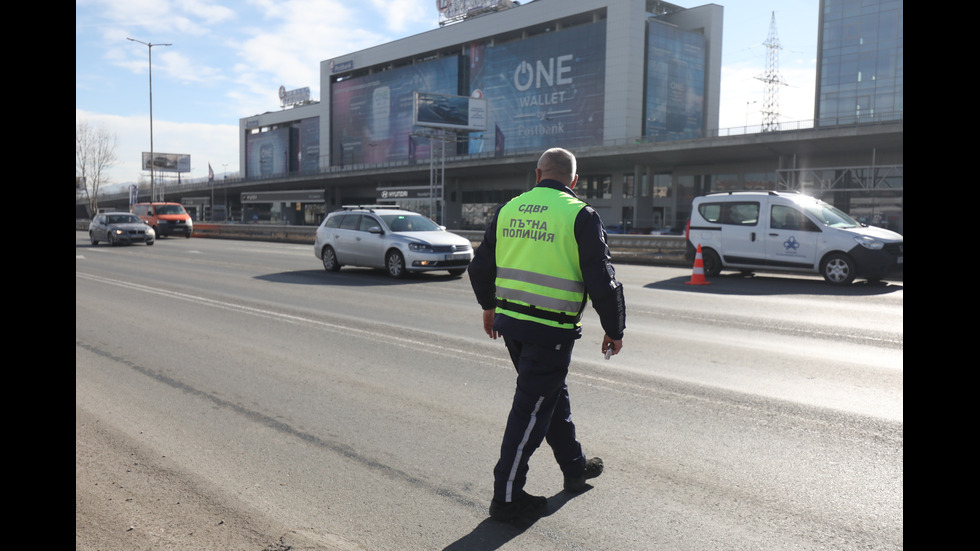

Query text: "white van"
[686, 191, 903, 285]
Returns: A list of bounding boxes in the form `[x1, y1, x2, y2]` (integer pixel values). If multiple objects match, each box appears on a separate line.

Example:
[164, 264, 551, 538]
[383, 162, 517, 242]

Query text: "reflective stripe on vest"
[496, 267, 585, 312]
[494, 187, 587, 329]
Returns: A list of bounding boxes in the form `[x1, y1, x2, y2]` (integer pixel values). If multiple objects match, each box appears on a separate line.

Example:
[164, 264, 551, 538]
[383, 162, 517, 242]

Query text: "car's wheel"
[321, 246, 341, 272]
[448, 268, 466, 276]
[185, 231, 192, 238]
[90, 232, 99, 246]
[107, 232, 116, 246]
[821, 252, 856, 285]
[386, 250, 407, 278]
[701, 247, 722, 277]
[147, 240, 155, 246]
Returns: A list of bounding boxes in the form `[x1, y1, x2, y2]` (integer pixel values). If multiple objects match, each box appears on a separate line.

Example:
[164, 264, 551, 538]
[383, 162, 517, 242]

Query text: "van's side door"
[765, 204, 819, 269]
[719, 201, 765, 266]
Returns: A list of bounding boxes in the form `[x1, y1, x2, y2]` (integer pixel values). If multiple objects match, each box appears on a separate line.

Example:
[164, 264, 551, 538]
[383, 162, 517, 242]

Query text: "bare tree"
[76, 120, 118, 216]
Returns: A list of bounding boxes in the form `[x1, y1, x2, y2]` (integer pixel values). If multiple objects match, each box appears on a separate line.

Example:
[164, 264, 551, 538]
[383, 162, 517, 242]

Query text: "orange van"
[132, 202, 194, 238]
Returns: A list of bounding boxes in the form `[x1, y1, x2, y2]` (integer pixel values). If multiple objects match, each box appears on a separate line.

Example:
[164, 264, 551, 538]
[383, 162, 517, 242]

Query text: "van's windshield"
[156, 205, 187, 215]
[802, 201, 861, 229]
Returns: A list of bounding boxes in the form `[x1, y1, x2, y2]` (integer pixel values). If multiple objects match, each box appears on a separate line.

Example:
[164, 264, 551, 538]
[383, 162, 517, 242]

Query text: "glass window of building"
[652, 174, 671, 198]
[744, 172, 776, 190]
[712, 174, 739, 192]
[583, 175, 612, 199]
[622, 175, 634, 199]
[675, 175, 695, 205]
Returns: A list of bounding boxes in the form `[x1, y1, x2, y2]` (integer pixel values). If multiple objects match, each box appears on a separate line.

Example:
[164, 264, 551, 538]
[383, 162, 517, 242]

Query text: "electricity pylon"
[756, 12, 787, 132]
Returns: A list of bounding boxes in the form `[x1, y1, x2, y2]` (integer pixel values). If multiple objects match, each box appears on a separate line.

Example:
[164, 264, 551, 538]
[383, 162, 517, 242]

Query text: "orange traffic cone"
[685, 244, 711, 285]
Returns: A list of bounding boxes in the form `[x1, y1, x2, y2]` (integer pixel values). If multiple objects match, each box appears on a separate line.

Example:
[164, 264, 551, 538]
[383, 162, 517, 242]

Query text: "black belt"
[495, 298, 582, 325]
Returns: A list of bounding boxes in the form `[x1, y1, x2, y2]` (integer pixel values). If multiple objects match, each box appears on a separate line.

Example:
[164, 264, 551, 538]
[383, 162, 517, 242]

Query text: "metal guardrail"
[76, 221, 690, 266]
[200, 225, 688, 266]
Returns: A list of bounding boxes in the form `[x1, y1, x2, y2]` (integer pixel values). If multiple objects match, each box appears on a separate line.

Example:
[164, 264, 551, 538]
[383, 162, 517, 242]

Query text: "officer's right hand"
[602, 335, 622, 356]
[483, 309, 499, 340]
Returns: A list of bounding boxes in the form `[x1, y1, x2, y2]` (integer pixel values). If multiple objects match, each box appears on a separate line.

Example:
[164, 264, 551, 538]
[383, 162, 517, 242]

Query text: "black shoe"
[489, 490, 548, 524]
[564, 457, 603, 492]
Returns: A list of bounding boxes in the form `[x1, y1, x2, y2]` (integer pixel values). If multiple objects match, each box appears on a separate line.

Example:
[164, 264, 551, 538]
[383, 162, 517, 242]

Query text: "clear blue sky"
[76, 0, 819, 187]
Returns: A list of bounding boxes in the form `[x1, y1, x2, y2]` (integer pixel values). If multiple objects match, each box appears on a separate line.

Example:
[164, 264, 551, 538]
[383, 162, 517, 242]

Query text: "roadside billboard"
[414, 92, 487, 131]
[142, 152, 191, 173]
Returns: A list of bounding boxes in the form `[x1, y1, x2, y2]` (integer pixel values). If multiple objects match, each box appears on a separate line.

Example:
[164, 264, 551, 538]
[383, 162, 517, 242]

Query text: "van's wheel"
[701, 248, 722, 277]
[386, 250, 407, 278]
[321, 246, 341, 272]
[821, 253, 856, 285]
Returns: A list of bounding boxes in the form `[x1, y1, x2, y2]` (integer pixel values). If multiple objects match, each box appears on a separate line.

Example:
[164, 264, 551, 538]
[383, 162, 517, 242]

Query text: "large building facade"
[816, 0, 903, 126]
[223, 0, 902, 233]
[240, 0, 727, 229]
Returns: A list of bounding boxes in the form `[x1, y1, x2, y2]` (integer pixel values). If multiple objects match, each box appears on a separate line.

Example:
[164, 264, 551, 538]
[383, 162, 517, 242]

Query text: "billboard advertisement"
[414, 92, 487, 131]
[142, 152, 191, 173]
[644, 20, 705, 140]
[330, 56, 461, 166]
[467, 21, 606, 155]
[296, 117, 320, 174]
[243, 118, 319, 177]
[245, 127, 293, 177]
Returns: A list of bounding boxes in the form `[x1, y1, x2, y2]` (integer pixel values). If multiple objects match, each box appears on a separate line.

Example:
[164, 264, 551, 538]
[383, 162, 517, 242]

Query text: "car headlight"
[408, 242, 434, 253]
[112, 228, 125, 236]
[854, 235, 884, 250]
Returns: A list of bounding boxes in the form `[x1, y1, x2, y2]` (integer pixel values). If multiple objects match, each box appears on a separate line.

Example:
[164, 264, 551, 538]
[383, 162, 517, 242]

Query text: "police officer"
[468, 147, 626, 525]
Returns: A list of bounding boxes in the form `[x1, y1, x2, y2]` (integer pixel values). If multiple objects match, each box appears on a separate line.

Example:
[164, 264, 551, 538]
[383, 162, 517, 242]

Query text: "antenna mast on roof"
[756, 12, 787, 132]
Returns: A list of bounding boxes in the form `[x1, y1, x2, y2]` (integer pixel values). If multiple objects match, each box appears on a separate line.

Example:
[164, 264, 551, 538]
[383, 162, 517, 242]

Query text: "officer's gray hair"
[538, 148, 577, 184]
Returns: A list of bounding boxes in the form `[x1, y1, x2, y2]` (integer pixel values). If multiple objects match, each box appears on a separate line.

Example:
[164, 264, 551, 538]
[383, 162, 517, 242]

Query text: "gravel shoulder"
[75, 406, 363, 551]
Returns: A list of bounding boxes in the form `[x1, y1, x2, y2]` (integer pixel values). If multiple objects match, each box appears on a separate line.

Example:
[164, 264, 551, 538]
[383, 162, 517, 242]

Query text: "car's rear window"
[339, 214, 361, 230]
[698, 201, 759, 226]
[325, 214, 343, 228]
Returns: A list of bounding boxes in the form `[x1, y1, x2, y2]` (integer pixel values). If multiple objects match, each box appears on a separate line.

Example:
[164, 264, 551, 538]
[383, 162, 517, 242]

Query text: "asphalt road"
[76, 233, 903, 550]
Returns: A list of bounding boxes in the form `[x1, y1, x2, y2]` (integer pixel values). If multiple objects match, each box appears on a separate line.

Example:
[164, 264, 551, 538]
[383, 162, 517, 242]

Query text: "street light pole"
[745, 100, 758, 129]
[222, 164, 228, 221]
[128, 37, 171, 202]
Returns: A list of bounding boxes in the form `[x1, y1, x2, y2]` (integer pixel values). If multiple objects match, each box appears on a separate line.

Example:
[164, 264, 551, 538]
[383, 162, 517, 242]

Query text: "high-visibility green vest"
[494, 186, 588, 330]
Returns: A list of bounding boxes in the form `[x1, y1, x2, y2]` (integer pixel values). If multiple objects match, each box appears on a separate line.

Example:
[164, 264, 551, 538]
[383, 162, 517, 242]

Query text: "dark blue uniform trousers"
[494, 337, 588, 503]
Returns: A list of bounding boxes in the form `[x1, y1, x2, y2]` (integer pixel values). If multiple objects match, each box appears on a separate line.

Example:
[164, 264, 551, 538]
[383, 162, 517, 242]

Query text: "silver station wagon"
[314, 206, 474, 278]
